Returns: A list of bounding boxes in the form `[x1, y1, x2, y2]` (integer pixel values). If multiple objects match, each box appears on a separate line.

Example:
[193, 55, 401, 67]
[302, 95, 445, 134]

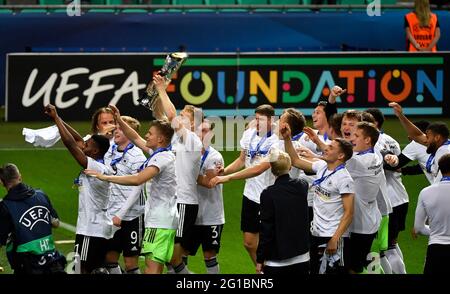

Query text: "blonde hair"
[121, 116, 141, 132]
[269, 149, 291, 177]
[415, 0, 431, 27]
[183, 105, 204, 129]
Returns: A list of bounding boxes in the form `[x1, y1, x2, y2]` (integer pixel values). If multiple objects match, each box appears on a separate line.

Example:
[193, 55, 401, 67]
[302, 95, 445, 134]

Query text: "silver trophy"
[138, 52, 188, 111]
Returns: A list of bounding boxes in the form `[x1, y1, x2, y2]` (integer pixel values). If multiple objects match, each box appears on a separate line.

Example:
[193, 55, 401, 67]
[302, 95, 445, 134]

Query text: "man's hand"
[112, 216, 122, 227]
[279, 122, 292, 140]
[108, 104, 121, 120]
[256, 263, 264, 274]
[153, 74, 169, 93]
[326, 237, 338, 255]
[84, 169, 105, 181]
[329, 86, 347, 103]
[296, 145, 317, 159]
[303, 127, 321, 146]
[389, 102, 403, 117]
[209, 175, 231, 187]
[44, 104, 58, 119]
[384, 154, 399, 167]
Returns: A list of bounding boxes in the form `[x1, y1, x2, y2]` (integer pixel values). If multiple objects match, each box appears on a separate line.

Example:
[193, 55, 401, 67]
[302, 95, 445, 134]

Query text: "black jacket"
[257, 174, 309, 264]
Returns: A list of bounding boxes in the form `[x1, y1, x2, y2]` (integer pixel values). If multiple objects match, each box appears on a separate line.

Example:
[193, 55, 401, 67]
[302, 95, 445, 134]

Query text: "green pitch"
[1, 114, 448, 274]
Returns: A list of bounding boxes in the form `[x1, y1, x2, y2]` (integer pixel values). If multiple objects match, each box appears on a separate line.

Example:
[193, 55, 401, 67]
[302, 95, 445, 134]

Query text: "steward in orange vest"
[405, 12, 439, 52]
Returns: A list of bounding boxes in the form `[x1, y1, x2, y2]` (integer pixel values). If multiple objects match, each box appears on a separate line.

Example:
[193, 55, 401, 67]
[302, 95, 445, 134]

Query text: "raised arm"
[45, 104, 88, 168]
[389, 102, 427, 146]
[303, 127, 328, 152]
[85, 165, 159, 186]
[223, 150, 246, 175]
[281, 123, 314, 173]
[109, 104, 150, 154]
[153, 74, 177, 122]
[210, 161, 270, 187]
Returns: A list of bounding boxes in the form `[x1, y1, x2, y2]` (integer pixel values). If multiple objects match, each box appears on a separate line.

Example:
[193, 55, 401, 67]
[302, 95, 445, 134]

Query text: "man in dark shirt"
[256, 150, 310, 275]
[0, 163, 65, 274]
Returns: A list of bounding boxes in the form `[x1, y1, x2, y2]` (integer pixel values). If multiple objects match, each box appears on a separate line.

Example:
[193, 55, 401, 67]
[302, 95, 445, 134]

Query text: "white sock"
[385, 248, 406, 274]
[205, 257, 220, 274]
[106, 263, 122, 274]
[380, 254, 392, 274]
[395, 243, 404, 260]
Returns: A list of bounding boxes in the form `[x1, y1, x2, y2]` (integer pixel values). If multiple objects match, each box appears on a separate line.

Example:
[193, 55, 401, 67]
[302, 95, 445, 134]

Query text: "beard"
[426, 142, 437, 154]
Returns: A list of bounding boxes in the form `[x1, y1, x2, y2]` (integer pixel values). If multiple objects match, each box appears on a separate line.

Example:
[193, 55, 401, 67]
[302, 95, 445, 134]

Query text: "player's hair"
[361, 112, 376, 125]
[282, 108, 306, 137]
[356, 122, 380, 147]
[269, 150, 291, 177]
[255, 104, 275, 118]
[150, 119, 175, 144]
[365, 108, 385, 129]
[334, 138, 354, 162]
[330, 113, 343, 138]
[0, 163, 21, 186]
[426, 122, 449, 139]
[438, 153, 450, 174]
[91, 107, 115, 134]
[343, 109, 363, 122]
[183, 105, 204, 129]
[91, 134, 111, 158]
[413, 120, 431, 133]
[121, 116, 141, 132]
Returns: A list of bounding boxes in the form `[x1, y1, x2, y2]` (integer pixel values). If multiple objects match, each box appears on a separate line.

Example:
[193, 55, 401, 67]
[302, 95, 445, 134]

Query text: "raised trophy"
[138, 52, 188, 111]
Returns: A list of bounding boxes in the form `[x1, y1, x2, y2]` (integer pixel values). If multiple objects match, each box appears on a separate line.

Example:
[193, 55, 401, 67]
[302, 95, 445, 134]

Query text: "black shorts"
[424, 244, 450, 274]
[349, 232, 376, 273]
[74, 234, 108, 273]
[106, 214, 144, 257]
[240, 196, 260, 233]
[189, 224, 224, 256]
[388, 202, 409, 247]
[310, 236, 351, 274]
[175, 203, 199, 253]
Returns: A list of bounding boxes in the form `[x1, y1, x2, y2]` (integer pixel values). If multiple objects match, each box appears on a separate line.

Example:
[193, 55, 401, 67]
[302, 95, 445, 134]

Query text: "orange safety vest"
[406, 12, 438, 52]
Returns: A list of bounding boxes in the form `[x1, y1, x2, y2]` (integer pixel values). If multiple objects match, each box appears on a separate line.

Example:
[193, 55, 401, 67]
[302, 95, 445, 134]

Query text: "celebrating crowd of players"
[2, 73, 449, 275]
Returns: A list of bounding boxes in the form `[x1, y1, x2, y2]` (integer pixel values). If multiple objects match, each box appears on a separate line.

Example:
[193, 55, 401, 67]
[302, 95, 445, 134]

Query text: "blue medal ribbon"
[200, 146, 210, 170]
[441, 176, 450, 182]
[323, 132, 328, 141]
[312, 164, 346, 187]
[292, 132, 304, 141]
[110, 143, 134, 170]
[249, 131, 272, 159]
[357, 148, 374, 156]
[139, 144, 172, 171]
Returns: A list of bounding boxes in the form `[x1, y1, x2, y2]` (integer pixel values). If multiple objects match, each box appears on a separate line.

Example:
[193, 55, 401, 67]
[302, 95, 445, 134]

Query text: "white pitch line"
[55, 240, 75, 245]
[59, 221, 76, 233]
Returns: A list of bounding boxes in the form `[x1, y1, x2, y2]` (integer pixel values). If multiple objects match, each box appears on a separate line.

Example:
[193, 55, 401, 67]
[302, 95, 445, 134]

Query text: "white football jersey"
[196, 146, 225, 226]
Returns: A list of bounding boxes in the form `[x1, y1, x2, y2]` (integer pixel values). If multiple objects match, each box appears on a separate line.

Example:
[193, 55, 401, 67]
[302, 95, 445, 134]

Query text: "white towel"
[22, 125, 61, 148]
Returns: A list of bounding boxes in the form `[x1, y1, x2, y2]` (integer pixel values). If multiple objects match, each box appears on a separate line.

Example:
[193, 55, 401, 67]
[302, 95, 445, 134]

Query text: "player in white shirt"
[102, 116, 147, 274]
[366, 108, 410, 274]
[209, 105, 278, 265]
[191, 120, 226, 274]
[345, 122, 384, 274]
[152, 74, 203, 274]
[86, 119, 177, 274]
[389, 102, 450, 183]
[413, 154, 450, 274]
[45, 104, 113, 274]
[280, 122, 355, 274]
